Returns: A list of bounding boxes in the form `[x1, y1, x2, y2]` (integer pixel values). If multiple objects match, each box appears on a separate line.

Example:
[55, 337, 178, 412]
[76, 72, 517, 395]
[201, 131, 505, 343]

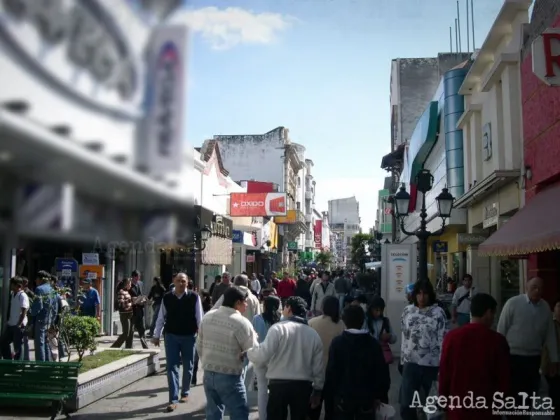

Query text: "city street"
[0, 337, 402, 420]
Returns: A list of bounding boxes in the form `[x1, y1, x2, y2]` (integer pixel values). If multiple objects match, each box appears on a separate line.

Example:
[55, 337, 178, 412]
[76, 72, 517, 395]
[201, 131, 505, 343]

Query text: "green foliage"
[315, 251, 333, 268]
[350, 233, 373, 268]
[355, 272, 377, 293]
[79, 350, 136, 374]
[60, 314, 100, 362]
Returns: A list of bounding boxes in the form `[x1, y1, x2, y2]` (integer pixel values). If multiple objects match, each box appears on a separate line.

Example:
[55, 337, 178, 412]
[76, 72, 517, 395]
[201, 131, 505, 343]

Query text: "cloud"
[170, 7, 295, 50]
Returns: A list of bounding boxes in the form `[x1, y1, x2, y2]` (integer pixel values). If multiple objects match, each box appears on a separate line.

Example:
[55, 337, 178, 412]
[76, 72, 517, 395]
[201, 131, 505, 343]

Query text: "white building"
[454, 0, 530, 306]
[328, 197, 361, 266]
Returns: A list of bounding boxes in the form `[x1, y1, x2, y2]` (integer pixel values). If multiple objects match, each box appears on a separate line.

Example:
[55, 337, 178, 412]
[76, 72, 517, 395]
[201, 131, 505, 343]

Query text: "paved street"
[0, 336, 402, 419]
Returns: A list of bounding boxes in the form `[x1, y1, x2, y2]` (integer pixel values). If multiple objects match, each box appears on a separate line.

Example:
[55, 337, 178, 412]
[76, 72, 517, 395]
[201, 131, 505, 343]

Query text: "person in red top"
[276, 272, 296, 305]
[438, 293, 510, 420]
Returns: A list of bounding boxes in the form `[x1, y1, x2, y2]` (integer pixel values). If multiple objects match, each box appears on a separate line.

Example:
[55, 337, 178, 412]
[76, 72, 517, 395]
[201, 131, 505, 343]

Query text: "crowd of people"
[3, 268, 560, 420]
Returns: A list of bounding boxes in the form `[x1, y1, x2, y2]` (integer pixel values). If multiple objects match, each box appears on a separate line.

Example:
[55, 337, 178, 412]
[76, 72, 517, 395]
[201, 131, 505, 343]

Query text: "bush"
[60, 314, 100, 362]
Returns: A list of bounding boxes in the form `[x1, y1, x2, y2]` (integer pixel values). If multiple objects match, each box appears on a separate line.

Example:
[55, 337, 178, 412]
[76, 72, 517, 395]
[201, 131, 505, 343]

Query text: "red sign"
[246, 181, 276, 193]
[532, 28, 560, 86]
[230, 193, 287, 217]
[314, 220, 323, 249]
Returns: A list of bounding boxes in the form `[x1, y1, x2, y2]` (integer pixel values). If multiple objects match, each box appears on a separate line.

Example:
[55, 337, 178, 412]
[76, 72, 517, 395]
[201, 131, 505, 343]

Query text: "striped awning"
[478, 183, 560, 256]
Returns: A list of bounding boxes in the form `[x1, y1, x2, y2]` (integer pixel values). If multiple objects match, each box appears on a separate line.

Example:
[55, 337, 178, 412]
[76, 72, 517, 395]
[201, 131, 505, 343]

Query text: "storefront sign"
[314, 220, 323, 248]
[0, 0, 140, 110]
[387, 248, 412, 301]
[457, 233, 487, 245]
[432, 241, 448, 253]
[230, 193, 287, 217]
[246, 255, 255, 263]
[232, 230, 243, 243]
[82, 253, 99, 265]
[482, 203, 499, 229]
[532, 28, 560, 86]
[211, 215, 232, 239]
[287, 241, 298, 251]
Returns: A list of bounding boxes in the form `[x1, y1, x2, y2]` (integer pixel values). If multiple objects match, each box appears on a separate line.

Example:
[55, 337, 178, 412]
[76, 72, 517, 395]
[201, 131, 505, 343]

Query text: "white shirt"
[8, 290, 29, 327]
[251, 279, 262, 294]
[452, 285, 477, 314]
[153, 290, 204, 339]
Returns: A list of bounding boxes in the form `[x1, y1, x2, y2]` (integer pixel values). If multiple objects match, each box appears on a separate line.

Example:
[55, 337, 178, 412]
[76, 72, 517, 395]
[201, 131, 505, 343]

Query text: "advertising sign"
[232, 230, 243, 243]
[230, 193, 287, 217]
[381, 243, 417, 356]
[532, 28, 560, 86]
[82, 253, 99, 265]
[138, 25, 188, 174]
[314, 220, 323, 249]
[274, 210, 298, 224]
[288, 241, 298, 251]
[79, 265, 105, 280]
[55, 258, 79, 294]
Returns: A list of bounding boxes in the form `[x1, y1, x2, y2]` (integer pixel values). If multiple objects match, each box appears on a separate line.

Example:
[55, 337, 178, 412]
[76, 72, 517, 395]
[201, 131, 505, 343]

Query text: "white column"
[470, 111, 483, 183]
[501, 64, 522, 170]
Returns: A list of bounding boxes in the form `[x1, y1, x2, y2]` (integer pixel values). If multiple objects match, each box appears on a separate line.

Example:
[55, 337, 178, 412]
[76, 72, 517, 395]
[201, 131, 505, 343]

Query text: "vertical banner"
[138, 25, 188, 174]
[314, 220, 323, 249]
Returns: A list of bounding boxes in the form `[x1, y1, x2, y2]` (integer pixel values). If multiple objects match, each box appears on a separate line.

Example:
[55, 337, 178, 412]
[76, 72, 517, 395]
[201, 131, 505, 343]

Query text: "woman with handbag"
[366, 296, 396, 403]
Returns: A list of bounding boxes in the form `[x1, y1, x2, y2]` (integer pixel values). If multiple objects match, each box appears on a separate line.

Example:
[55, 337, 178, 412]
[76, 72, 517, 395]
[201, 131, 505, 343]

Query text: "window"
[297, 177, 301, 186]
[296, 201, 301, 210]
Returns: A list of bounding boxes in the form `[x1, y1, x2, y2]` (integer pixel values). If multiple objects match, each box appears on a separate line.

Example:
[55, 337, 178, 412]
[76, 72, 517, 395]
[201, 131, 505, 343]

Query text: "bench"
[0, 360, 81, 420]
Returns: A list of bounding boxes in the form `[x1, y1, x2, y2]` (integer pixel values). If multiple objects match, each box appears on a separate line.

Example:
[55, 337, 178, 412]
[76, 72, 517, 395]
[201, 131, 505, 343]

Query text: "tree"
[60, 313, 100, 362]
[350, 233, 373, 269]
[315, 251, 334, 268]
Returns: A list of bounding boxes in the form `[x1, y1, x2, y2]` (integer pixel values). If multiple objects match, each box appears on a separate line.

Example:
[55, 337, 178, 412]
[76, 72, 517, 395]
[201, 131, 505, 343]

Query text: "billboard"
[274, 210, 298, 224]
[230, 193, 287, 217]
[314, 220, 323, 249]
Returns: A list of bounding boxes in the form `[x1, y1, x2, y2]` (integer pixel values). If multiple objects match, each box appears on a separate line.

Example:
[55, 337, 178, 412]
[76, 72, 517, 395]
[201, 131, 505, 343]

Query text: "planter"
[68, 348, 160, 411]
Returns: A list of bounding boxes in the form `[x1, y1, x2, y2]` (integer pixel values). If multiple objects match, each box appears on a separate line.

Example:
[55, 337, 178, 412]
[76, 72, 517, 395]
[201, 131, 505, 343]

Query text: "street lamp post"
[394, 169, 455, 283]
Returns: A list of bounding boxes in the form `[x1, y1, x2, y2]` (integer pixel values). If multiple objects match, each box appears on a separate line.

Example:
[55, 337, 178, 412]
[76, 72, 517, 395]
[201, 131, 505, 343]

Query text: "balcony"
[305, 190, 313, 200]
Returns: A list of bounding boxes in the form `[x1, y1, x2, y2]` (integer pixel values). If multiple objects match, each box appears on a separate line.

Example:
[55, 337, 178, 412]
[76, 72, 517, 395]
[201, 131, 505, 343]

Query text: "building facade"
[455, 0, 530, 306]
[0, 0, 198, 332]
[477, 0, 560, 304]
[328, 197, 360, 266]
[375, 188, 392, 241]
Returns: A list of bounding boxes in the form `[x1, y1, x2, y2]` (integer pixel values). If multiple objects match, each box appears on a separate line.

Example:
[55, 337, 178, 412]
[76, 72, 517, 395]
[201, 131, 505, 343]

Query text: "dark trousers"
[267, 380, 313, 420]
[509, 355, 541, 420]
[546, 376, 560, 420]
[400, 363, 439, 420]
[0, 325, 27, 360]
[192, 349, 199, 384]
[308, 394, 334, 420]
[333, 397, 376, 420]
[132, 313, 148, 349]
[111, 313, 134, 349]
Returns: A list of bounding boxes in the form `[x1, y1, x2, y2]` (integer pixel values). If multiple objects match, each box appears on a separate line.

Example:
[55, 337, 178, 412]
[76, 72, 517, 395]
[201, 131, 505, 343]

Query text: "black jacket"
[324, 330, 390, 402]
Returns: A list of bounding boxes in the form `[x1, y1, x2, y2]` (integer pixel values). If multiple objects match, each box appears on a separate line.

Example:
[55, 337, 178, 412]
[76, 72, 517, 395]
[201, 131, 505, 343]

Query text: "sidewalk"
[3, 336, 402, 419]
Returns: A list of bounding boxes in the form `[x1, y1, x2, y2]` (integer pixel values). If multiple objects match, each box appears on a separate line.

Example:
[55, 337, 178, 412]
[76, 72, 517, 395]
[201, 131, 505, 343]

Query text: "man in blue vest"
[30, 270, 58, 361]
[152, 273, 204, 413]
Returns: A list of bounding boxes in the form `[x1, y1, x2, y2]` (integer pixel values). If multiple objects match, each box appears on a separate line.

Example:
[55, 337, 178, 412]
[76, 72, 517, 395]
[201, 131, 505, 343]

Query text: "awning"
[478, 183, 560, 256]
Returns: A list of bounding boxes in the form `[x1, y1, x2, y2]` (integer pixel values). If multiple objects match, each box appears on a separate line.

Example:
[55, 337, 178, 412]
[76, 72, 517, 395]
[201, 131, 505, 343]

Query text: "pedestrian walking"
[129, 271, 149, 349]
[211, 272, 231, 304]
[333, 270, 352, 312]
[192, 290, 213, 386]
[0, 276, 30, 360]
[247, 296, 324, 420]
[213, 274, 261, 321]
[111, 278, 134, 349]
[251, 296, 281, 420]
[497, 277, 558, 419]
[250, 273, 261, 296]
[439, 293, 510, 420]
[308, 295, 345, 420]
[153, 273, 203, 412]
[451, 274, 476, 326]
[147, 276, 165, 337]
[78, 278, 101, 319]
[310, 271, 336, 316]
[29, 270, 58, 361]
[400, 280, 447, 420]
[276, 272, 296, 306]
[324, 304, 390, 419]
[197, 286, 257, 420]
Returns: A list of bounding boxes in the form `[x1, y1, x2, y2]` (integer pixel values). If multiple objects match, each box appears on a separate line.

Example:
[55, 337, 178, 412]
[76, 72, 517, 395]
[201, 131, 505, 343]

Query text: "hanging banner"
[314, 220, 323, 249]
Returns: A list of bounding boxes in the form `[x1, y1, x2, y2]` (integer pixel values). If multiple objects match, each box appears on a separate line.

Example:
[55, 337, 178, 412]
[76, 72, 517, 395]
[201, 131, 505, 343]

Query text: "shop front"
[427, 227, 467, 286]
[458, 181, 523, 306]
[197, 206, 232, 289]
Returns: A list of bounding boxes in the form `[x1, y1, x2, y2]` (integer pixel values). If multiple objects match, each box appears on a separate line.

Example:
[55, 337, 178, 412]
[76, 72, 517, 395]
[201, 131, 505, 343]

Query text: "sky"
[169, 0, 506, 230]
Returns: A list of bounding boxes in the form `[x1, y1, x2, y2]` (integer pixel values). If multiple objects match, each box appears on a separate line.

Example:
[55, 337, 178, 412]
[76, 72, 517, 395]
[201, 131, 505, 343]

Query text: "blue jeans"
[457, 312, 470, 326]
[400, 362, 438, 420]
[204, 371, 248, 420]
[164, 333, 196, 404]
[34, 321, 51, 361]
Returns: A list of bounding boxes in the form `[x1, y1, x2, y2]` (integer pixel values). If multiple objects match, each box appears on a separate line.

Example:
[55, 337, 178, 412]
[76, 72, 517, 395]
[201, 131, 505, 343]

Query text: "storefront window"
[500, 259, 519, 305]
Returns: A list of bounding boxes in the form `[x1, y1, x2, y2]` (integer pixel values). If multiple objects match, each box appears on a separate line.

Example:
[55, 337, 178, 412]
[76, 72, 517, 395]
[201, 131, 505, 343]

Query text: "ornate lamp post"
[197, 225, 212, 251]
[394, 169, 455, 283]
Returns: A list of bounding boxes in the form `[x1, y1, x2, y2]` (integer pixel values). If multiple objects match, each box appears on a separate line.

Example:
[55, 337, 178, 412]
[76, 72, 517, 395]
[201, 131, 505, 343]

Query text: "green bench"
[0, 360, 81, 420]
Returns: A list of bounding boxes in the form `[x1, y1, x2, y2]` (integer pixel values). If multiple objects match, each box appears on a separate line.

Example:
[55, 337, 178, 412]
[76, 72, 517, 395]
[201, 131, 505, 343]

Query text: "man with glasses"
[211, 272, 231, 304]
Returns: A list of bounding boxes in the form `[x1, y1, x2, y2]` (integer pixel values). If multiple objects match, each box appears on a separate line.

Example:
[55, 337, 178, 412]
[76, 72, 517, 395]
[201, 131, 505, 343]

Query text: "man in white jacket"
[310, 271, 336, 316]
[247, 296, 324, 420]
[212, 274, 261, 321]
